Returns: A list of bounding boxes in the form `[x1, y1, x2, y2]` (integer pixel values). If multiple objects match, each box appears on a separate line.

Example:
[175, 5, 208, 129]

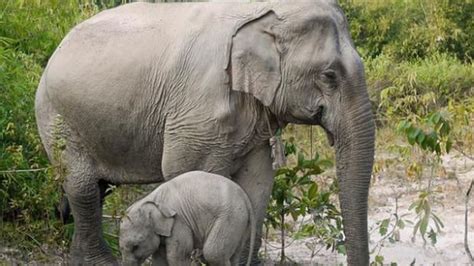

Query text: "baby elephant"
[120, 171, 255, 266]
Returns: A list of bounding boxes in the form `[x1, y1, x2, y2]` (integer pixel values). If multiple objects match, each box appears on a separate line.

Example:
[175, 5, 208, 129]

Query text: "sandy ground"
[262, 153, 474, 265]
[1, 154, 473, 265]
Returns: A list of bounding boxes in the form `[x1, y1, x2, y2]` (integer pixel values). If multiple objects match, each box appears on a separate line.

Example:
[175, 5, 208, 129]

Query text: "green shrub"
[1, 0, 88, 216]
[0, 1, 100, 254]
[341, 0, 473, 62]
[366, 53, 473, 121]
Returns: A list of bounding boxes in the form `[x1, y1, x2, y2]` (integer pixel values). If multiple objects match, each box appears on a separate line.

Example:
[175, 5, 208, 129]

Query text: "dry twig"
[465, 180, 474, 265]
[0, 168, 50, 174]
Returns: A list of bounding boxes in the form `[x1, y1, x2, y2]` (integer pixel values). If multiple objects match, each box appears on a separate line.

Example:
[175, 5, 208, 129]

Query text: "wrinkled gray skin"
[35, 1, 375, 265]
[119, 171, 256, 266]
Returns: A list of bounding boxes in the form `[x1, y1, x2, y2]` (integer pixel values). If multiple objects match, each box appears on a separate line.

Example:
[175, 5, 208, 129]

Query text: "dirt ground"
[1, 153, 473, 265]
[263, 153, 474, 265]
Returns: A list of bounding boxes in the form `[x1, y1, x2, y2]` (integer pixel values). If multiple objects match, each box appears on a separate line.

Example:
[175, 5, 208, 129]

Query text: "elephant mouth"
[313, 106, 335, 147]
[321, 124, 335, 147]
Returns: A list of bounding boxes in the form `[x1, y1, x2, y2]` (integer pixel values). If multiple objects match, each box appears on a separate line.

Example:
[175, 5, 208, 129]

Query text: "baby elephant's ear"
[145, 201, 176, 237]
[159, 205, 176, 218]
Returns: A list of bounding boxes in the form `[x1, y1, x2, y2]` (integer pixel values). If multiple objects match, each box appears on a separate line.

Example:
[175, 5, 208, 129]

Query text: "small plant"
[408, 190, 444, 245]
[397, 111, 453, 156]
[265, 138, 341, 263]
[397, 111, 451, 244]
[370, 195, 411, 265]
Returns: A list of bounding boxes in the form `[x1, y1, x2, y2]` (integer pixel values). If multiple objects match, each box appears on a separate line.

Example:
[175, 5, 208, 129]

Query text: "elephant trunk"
[122, 258, 139, 266]
[121, 252, 140, 266]
[335, 91, 375, 265]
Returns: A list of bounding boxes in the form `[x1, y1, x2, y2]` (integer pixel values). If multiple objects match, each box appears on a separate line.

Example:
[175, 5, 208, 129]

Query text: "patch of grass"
[341, 0, 473, 62]
[365, 53, 473, 121]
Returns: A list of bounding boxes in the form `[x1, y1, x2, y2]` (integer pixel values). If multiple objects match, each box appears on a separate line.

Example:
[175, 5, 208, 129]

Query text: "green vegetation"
[264, 139, 340, 263]
[341, 0, 473, 62]
[0, 0, 473, 263]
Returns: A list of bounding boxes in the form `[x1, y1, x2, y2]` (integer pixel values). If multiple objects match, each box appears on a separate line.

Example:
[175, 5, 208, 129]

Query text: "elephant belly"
[46, 92, 166, 184]
[76, 120, 165, 184]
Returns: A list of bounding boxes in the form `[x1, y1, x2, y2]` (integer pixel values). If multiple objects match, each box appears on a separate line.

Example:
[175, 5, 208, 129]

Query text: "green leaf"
[290, 210, 299, 221]
[425, 132, 438, 150]
[308, 183, 318, 199]
[397, 219, 405, 229]
[430, 112, 441, 125]
[379, 218, 390, 236]
[336, 244, 346, 255]
[439, 122, 450, 136]
[407, 127, 420, 145]
[416, 132, 426, 145]
[375, 255, 384, 264]
[318, 159, 334, 168]
[397, 120, 410, 131]
[275, 168, 292, 176]
[408, 201, 417, 210]
[428, 229, 437, 245]
[420, 214, 429, 235]
[297, 152, 304, 167]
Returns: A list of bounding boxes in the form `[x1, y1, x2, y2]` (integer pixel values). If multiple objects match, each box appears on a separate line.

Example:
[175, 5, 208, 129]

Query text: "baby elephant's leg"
[230, 240, 246, 266]
[151, 245, 168, 266]
[165, 220, 194, 266]
[203, 219, 245, 266]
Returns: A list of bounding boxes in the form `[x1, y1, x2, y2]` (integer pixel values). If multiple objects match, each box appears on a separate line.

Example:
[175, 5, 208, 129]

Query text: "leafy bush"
[0, 1, 101, 257]
[366, 53, 473, 121]
[265, 138, 343, 262]
[341, 0, 474, 62]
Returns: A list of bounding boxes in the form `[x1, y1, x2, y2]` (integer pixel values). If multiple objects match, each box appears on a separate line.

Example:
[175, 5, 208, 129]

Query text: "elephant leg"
[165, 220, 194, 266]
[232, 144, 274, 265]
[152, 246, 168, 266]
[202, 219, 242, 266]
[63, 160, 116, 265]
[230, 239, 245, 266]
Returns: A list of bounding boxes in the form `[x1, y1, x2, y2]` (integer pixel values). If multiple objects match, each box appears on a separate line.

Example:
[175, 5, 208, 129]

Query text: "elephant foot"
[238, 244, 262, 266]
[239, 257, 262, 266]
[69, 246, 118, 266]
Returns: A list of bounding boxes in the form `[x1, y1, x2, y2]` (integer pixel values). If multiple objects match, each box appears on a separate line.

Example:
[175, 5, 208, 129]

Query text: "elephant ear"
[144, 201, 176, 237]
[228, 11, 282, 107]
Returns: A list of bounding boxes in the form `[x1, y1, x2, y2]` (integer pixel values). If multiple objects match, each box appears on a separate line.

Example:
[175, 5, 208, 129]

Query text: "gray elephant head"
[120, 201, 176, 265]
[228, 2, 375, 264]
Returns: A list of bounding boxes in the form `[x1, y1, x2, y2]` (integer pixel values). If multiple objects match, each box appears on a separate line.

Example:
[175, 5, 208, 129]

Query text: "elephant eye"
[320, 70, 337, 88]
[322, 70, 336, 80]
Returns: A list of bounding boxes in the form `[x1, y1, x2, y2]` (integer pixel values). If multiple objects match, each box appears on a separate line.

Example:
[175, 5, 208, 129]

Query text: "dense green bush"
[0, 1, 99, 253]
[365, 53, 474, 120]
[340, 0, 474, 62]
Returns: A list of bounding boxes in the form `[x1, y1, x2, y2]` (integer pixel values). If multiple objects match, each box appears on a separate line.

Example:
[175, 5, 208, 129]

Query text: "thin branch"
[0, 168, 50, 174]
[21, 231, 47, 255]
[465, 180, 474, 265]
[454, 147, 474, 161]
[102, 214, 122, 220]
[371, 194, 402, 254]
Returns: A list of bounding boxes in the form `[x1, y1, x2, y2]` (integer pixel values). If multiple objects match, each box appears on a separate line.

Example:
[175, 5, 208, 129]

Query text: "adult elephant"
[35, 1, 375, 265]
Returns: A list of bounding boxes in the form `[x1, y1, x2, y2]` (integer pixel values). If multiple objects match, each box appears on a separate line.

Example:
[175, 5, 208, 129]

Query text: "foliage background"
[0, 0, 472, 263]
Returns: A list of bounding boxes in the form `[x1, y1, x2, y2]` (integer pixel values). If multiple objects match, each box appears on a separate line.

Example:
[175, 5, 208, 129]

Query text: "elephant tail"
[244, 193, 256, 266]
